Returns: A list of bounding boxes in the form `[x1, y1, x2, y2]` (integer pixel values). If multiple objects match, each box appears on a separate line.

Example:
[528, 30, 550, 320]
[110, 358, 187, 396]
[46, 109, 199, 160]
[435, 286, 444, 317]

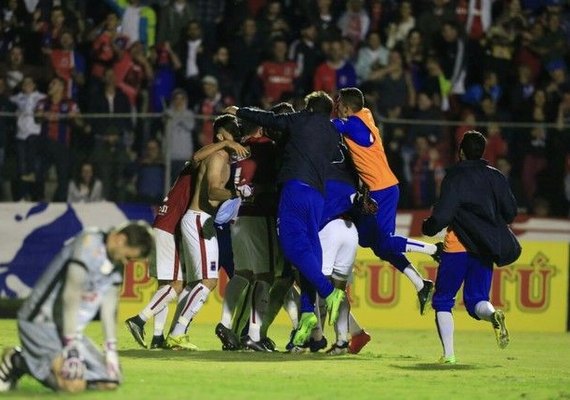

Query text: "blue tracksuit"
[237, 108, 339, 312]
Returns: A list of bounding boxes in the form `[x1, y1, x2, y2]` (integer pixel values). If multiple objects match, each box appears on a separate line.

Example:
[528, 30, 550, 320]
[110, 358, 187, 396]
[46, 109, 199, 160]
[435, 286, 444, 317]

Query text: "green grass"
[1, 320, 569, 400]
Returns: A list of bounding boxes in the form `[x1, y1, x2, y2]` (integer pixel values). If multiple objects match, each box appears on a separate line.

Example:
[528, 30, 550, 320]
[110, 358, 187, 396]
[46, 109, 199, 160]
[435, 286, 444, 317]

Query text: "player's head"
[107, 221, 154, 264]
[337, 87, 364, 117]
[459, 130, 487, 160]
[213, 114, 241, 143]
[304, 91, 333, 116]
[265, 102, 295, 141]
[239, 117, 262, 141]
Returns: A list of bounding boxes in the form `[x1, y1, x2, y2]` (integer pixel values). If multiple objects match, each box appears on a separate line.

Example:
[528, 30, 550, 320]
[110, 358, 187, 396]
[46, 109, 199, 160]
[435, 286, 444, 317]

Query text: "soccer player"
[125, 139, 248, 349]
[226, 91, 346, 347]
[0, 222, 154, 393]
[333, 87, 441, 315]
[422, 131, 517, 364]
[164, 114, 242, 349]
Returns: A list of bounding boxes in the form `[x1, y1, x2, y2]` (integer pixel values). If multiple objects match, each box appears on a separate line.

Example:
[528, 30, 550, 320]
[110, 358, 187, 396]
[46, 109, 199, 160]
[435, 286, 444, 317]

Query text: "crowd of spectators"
[0, 0, 568, 217]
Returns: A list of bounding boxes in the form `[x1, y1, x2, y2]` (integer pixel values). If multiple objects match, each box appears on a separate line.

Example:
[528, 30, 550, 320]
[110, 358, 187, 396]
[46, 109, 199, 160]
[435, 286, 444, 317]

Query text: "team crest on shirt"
[210, 261, 216, 271]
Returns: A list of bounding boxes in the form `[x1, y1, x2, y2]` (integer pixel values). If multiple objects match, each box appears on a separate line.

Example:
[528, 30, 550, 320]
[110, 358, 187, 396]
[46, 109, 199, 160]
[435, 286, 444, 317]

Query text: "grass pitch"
[0, 319, 569, 400]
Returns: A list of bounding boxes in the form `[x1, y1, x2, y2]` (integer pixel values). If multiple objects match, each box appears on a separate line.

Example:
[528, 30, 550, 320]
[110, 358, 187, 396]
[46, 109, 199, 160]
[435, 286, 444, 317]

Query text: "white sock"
[139, 285, 177, 321]
[405, 239, 437, 255]
[474, 301, 495, 322]
[153, 305, 169, 336]
[171, 283, 211, 336]
[261, 278, 292, 338]
[248, 281, 270, 342]
[283, 286, 300, 329]
[335, 295, 350, 344]
[403, 265, 425, 291]
[311, 296, 326, 341]
[436, 311, 455, 358]
[220, 275, 249, 329]
[348, 312, 363, 336]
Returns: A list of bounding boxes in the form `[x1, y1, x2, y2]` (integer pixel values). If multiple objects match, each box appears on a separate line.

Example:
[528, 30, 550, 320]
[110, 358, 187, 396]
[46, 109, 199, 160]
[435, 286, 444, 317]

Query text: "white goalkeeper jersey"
[18, 228, 122, 332]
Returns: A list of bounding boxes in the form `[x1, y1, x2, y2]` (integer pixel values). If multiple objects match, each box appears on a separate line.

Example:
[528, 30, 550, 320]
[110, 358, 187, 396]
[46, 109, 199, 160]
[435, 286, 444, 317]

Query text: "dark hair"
[118, 221, 154, 258]
[460, 130, 487, 160]
[213, 114, 240, 142]
[239, 117, 261, 137]
[338, 87, 364, 112]
[73, 161, 97, 195]
[304, 91, 333, 115]
[265, 102, 295, 141]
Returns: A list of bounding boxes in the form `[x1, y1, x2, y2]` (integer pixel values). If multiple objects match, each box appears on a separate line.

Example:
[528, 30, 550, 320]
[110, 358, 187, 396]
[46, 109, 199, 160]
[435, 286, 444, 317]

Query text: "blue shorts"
[432, 251, 494, 319]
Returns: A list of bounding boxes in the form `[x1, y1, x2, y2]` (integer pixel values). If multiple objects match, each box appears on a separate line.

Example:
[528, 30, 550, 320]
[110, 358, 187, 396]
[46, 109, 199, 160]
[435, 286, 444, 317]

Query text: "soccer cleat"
[326, 341, 349, 356]
[125, 316, 146, 348]
[308, 336, 328, 353]
[165, 334, 198, 351]
[348, 330, 371, 354]
[0, 347, 22, 392]
[241, 335, 272, 352]
[431, 242, 444, 263]
[438, 355, 457, 364]
[292, 313, 318, 346]
[491, 310, 510, 349]
[260, 337, 276, 352]
[215, 323, 241, 351]
[417, 280, 434, 315]
[325, 289, 345, 325]
[287, 345, 307, 354]
[150, 335, 165, 350]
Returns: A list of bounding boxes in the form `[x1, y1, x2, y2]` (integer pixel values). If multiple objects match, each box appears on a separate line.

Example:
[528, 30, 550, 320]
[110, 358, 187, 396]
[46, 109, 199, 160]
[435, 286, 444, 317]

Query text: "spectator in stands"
[35, 76, 90, 202]
[521, 126, 549, 207]
[207, 45, 238, 103]
[133, 138, 165, 204]
[257, 36, 298, 108]
[408, 91, 445, 144]
[411, 136, 444, 208]
[89, 12, 125, 82]
[496, 156, 526, 211]
[311, 0, 340, 42]
[0, 46, 49, 91]
[67, 161, 104, 202]
[544, 59, 569, 107]
[9, 76, 45, 200]
[103, 0, 156, 50]
[39, 6, 66, 56]
[114, 40, 153, 109]
[49, 30, 86, 101]
[416, 0, 455, 49]
[462, 70, 503, 107]
[530, 11, 567, 66]
[256, 0, 288, 41]
[386, 0, 415, 50]
[481, 22, 517, 86]
[434, 21, 467, 106]
[289, 21, 322, 97]
[0, 77, 15, 201]
[369, 48, 415, 114]
[424, 56, 452, 111]
[194, 75, 232, 146]
[355, 31, 389, 84]
[88, 68, 132, 143]
[508, 64, 536, 118]
[337, 0, 370, 47]
[157, 0, 195, 50]
[91, 125, 130, 202]
[194, 0, 224, 48]
[0, 14, 19, 62]
[482, 123, 508, 167]
[149, 41, 182, 113]
[164, 89, 195, 182]
[179, 20, 208, 107]
[314, 38, 356, 97]
[402, 29, 426, 92]
[229, 17, 264, 106]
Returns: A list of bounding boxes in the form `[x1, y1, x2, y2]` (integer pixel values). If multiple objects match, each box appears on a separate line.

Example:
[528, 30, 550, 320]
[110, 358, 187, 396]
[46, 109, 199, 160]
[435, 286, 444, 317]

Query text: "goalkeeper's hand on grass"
[104, 340, 121, 381]
[61, 337, 85, 381]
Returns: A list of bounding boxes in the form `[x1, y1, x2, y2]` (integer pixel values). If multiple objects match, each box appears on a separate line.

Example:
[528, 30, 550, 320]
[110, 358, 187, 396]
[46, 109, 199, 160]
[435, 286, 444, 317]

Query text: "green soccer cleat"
[491, 310, 510, 349]
[292, 313, 318, 346]
[325, 288, 346, 325]
[438, 355, 457, 365]
[165, 334, 198, 351]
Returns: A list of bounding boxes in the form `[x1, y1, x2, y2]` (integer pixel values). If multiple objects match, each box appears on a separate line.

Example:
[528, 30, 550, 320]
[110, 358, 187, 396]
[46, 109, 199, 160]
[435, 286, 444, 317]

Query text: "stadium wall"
[0, 202, 568, 332]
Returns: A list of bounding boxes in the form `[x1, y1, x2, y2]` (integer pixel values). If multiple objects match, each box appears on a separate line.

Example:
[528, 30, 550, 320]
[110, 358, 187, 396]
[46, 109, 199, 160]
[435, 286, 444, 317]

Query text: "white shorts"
[231, 216, 284, 276]
[319, 218, 358, 280]
[152, 228, 184, 281]
[180, 210, 219, 281]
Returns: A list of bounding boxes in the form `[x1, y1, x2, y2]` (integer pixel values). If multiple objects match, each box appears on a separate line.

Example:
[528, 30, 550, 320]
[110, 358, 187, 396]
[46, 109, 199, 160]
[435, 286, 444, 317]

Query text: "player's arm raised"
[191, 140, 248, 166]
[207, 153, 234, 201]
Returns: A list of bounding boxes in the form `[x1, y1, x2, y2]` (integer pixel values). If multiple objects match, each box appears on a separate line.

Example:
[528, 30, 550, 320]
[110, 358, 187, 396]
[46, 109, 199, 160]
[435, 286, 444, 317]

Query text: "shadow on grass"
[389, 363, 487, 371]
[120, 349, 388, 362]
